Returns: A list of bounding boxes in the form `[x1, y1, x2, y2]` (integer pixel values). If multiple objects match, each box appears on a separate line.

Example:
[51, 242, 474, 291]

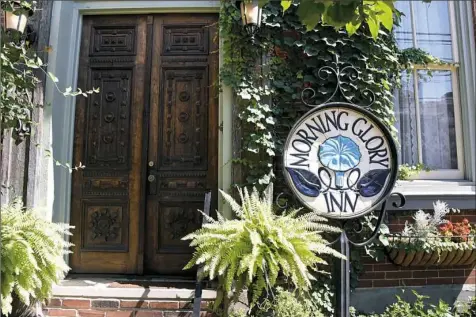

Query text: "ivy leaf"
[48, 72, 59, 83]
[281, 0, 292, 12]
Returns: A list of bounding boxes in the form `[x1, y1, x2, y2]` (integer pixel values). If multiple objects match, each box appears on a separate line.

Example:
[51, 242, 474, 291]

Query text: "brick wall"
[43, 298, 215, 317]
[357, 211, 476, 288]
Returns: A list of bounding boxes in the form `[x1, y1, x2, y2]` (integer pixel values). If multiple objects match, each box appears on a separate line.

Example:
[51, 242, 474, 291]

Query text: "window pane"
[394, 1, 413, 49]
[394, 73, 418, 166]
[413, 1, 453, 61]
[418, 70, 457, 169]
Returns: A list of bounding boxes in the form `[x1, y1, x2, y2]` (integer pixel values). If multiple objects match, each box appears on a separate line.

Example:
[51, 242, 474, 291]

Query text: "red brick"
[135, 312, 164, 317]
[148, 301, 179, 309]
[426, 277, 454, 285]
[359, 271, 385, 280]
[373, 279, 400, 287]
[63, 299, 91, 309]
[413, 270, 439, 278]
[363, 264, 374, 272]
[357, 280, 373, 288]
[386, 271, 412, 279]
[373, 264, 396, 271]
[438, 269, 466, 278]
[455, 276, 476, 284]
[179, 301, 193, 309]
[401, 278, 427, 286]
[77, 310, 105, 317]
[46, 298, 63, 307]
[47, 308, 78, 316]
[120, 300, 148, 308]
[106, 311, 134, 317]
[398, 216, 413, 224]
[91, 300, 120, 309]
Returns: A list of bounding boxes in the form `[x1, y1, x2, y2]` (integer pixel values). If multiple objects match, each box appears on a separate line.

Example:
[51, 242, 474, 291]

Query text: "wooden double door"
[70, 14, 218, 275]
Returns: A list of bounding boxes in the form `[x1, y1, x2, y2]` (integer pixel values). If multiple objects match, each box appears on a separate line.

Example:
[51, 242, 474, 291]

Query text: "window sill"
[388, 180, 476, 210]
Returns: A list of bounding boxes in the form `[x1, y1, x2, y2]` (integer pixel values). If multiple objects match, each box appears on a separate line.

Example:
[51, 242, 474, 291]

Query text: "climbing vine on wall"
[220, 0, 446, 190]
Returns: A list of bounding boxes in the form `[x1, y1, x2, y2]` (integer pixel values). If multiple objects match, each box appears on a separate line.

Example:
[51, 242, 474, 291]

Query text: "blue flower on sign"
[318, 135, 361, 188]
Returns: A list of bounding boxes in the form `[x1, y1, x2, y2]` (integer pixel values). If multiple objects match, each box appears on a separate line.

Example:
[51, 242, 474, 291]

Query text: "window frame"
[396, 0, 465, 180]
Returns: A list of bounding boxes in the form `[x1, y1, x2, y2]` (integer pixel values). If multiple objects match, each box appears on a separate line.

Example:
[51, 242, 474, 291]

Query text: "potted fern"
[182, 184, 344, 312]
[385, 201, 476, 267]
[1, 199, 73, 316]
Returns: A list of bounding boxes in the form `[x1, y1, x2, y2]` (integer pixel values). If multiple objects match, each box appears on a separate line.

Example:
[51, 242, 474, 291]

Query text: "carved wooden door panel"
[70, 16, 148, 273]
[145, 15, 219, 274]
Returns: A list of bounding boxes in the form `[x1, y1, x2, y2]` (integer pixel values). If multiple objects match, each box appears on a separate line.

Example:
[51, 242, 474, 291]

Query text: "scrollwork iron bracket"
[301, 56, 376, 109]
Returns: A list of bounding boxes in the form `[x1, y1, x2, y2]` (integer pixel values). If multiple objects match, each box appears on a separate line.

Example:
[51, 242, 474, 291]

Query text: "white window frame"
[396, 0, 464, 180]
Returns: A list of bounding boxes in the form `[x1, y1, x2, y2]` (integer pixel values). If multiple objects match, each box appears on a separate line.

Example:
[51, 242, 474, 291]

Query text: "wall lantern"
[1, 1, 35, 43]
[237, 0, 262, 41]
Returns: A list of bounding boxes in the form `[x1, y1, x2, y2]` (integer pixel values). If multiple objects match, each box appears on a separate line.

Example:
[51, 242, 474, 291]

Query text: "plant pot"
[386, 248, 476, 267]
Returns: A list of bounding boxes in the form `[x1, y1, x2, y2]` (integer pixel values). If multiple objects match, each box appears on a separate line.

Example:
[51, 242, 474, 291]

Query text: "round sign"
[283, 102, 398, 219]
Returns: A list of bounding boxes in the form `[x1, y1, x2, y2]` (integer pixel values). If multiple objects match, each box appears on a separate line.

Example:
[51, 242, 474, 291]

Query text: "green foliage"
[398, 163, 431, 180]
[277, 0, 396, 39]
[221, 0, 410, 188]
[182, 184, 343, 308]
[0, 199, 73, 315]
[1, 1, 98, 142]
[256, 287, 325, 317]
[221, 1, 440, 189]
[458, 297, 476, 317]
[351, 290, 457, 317]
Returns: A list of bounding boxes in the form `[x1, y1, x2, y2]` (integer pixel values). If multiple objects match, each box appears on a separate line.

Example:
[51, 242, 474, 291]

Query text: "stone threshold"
[52, 275, 217, 300]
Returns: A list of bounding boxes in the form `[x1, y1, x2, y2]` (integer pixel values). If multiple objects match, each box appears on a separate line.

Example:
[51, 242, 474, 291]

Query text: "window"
[394, 0, 464, 179]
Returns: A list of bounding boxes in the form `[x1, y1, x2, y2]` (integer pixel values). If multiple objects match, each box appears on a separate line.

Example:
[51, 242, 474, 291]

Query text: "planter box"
[387, 248, 476, 267]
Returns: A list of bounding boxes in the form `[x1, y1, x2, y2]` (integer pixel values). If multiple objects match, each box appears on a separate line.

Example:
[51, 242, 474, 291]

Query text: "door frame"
[45, 1, 233, 270]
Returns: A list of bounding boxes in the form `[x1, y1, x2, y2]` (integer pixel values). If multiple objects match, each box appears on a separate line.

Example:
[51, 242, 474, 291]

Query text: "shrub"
[0, 199, 73, 315]
[182, 184, 343, 308]
[350, 290, 457, 317]
[256, 287, 325, 317]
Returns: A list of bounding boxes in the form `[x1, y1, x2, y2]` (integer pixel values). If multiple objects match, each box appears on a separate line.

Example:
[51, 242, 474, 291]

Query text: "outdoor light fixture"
[237, 0, 262, 41]
[1, 1, 35, 43]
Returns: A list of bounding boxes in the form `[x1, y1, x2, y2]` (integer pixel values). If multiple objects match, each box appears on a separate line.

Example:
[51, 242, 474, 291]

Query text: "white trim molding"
[45, 0, 233, 228]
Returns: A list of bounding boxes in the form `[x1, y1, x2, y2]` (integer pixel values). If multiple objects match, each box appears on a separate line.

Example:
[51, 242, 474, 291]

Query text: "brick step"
[44, 298, 214, 317]
[43, 277, 217, 317]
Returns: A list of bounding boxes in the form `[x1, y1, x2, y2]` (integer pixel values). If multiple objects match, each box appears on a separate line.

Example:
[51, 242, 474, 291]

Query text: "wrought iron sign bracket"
[329, 192, 406, 317]
[281, 58, 405, 317]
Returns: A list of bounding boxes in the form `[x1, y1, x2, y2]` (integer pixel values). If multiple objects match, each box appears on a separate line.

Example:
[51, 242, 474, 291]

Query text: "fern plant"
[182, 184, 343, 308]
[1, 199, 73, 316]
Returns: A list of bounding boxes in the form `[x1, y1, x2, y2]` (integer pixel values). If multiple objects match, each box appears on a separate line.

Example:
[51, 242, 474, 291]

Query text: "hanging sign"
[283, 102, 398, 219]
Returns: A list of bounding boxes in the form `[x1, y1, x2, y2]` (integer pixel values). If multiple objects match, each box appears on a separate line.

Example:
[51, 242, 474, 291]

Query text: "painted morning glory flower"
[318, 135, 362, 188]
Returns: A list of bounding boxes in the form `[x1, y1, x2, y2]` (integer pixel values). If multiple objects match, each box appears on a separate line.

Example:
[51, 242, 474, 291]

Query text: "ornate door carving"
[70, 16, 148, 273]
[71, 14, 218, 275]
[145, 15, 218, 274]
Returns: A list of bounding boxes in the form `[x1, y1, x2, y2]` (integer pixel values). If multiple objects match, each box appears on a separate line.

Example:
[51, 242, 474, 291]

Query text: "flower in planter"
[452, 219, 472, 242]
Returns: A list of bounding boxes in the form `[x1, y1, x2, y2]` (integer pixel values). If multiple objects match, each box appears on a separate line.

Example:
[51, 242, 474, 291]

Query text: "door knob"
[148, 175, 156, 182]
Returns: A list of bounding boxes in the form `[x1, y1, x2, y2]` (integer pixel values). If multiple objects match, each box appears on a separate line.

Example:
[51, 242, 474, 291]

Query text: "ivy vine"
[220, 0, 446, 190]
